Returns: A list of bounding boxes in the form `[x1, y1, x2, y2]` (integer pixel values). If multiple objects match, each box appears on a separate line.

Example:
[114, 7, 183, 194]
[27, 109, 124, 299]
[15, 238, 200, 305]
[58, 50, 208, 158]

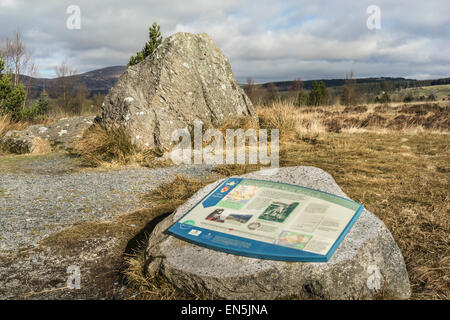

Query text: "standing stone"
[101, 32, 256, 151]
[145, 167, 411, 299]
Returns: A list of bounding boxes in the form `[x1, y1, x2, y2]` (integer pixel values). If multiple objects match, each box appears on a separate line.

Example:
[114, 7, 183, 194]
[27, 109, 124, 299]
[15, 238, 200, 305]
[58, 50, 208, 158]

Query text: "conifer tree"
[37, 90, 49, 115]
[308, 81, 328, 106]
[128, 22, 163, 67]
[295, 90, 309, 106]
[0, 52, 26, 120]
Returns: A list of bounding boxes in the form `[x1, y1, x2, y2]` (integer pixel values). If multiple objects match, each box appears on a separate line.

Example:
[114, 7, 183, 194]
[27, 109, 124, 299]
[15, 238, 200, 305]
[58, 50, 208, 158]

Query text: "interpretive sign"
[168, 178, 364, 262]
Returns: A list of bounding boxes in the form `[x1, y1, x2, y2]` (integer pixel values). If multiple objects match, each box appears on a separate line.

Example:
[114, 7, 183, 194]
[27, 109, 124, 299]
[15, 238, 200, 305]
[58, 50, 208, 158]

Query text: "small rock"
[0, 116, 95, 154]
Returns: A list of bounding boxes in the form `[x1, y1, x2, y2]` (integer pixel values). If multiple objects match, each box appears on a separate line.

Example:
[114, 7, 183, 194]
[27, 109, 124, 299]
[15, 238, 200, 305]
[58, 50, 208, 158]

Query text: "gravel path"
[0, 153, 218, 299]
[0, 154, 214, 252]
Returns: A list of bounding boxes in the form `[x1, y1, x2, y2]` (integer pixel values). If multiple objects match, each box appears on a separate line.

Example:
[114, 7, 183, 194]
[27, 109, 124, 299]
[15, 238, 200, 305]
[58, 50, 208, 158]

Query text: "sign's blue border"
[167, 177, 364, 262]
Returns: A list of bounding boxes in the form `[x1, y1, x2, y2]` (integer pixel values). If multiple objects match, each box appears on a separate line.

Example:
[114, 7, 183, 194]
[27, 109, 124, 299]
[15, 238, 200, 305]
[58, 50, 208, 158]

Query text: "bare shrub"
[244, 77, 257, 104]
[340, 72, 359, 106]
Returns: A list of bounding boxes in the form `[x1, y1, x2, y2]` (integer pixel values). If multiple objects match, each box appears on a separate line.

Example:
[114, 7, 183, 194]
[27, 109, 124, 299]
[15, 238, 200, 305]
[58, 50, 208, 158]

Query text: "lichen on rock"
[101, 32, 257, 151]
[0, 116, 95, 154]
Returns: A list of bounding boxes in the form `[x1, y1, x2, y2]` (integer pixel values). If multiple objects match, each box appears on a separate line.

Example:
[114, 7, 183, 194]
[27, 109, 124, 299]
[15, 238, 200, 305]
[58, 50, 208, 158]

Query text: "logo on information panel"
[180, 220, 195, 229]
[188, 229, 202, 236]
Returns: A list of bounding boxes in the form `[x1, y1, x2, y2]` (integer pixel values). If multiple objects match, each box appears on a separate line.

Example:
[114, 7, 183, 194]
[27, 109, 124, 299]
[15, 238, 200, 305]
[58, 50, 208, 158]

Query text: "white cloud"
[0, 0, 448, 80]
[0, 0, 17, 8]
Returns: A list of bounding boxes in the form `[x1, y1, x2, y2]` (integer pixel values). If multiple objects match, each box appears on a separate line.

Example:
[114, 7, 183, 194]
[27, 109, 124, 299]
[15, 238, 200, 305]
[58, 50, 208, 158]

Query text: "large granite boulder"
[145, 167, 411, 299]
[1, 116, 95, 154]
[101, 32, 256, 151]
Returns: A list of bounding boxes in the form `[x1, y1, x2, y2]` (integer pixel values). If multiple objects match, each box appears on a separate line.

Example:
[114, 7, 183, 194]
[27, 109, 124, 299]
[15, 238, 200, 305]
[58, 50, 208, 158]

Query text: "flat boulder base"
[145, 166, 411, 300]
[1, 116, 95, 154]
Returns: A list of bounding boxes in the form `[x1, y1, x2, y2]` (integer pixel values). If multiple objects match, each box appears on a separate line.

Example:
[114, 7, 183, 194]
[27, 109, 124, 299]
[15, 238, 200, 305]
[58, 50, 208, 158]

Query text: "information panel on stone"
[168, 178, 364, 262]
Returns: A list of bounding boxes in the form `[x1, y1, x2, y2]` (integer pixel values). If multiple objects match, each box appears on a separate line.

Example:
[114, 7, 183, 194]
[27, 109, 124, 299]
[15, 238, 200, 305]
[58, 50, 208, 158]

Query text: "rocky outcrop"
[145, 166, 411, 300]
[0, 116, 95, 154]
[101, 32, 256, 151]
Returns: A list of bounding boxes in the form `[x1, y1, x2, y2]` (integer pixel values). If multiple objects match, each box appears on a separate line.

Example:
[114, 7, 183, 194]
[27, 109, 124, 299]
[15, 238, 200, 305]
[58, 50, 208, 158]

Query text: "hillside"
[258, 77, 450, 95]
[394, 84, 450, 101]
[18, 65, 450, 99]
[20, 66, 126, 98]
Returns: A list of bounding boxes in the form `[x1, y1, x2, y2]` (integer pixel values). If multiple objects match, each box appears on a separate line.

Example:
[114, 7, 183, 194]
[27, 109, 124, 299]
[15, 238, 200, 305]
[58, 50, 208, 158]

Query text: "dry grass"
[72, 123, 141, 167]
[142, 175, 218, 204]
[46, 104, 99, 119]
[0, 112, 80, 136]
[123, 102, 449, 300]
[123, 249, 193, 300]
[41, 204, 180, 254]
[277, 132, 449, 299]
[212, 163, 262, 177]
[218, 114, 259, 132]
[7, 100, 449, 300]
[41, 174, 221, 300]
[0, 114, 28, 139]
[0, 114, 29, 154]
[257, 101, 449, 138]
[124, 175, 223, 299]
[72, 123, 172, 168]
[258, 102, 308, 141]
[39, 202, 188, 299]
[339, 103, 442, 132]
[256, 101, 449, 300]
[0, 114, 11, 139]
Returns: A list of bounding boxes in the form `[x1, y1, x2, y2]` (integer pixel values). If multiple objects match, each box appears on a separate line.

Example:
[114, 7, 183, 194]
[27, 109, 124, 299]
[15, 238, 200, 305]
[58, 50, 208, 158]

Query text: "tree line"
[1, 22, 166, 122]
[244, 71, 448, 107]
[3, 24, 446, 121]
[244, 77, 332, 106]
[0, 31, 104, 122]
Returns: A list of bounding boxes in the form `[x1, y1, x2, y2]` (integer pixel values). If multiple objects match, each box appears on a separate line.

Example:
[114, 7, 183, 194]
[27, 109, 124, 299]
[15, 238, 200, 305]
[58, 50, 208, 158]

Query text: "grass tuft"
[72, 124, 142, 167]
[122, 249, 192, 300]
[142, 175, 218, 204]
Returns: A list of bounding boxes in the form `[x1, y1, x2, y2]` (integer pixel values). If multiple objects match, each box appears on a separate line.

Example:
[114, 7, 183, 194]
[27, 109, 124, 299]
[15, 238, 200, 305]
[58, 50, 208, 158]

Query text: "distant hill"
[256, 77, 450, 93]
[20, 66, 126, 98]
[18, 65, 450, 99]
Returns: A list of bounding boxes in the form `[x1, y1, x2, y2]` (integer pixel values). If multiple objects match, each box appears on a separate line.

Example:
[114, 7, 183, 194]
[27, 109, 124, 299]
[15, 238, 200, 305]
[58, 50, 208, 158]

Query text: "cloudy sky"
[0, 0, 449, 82]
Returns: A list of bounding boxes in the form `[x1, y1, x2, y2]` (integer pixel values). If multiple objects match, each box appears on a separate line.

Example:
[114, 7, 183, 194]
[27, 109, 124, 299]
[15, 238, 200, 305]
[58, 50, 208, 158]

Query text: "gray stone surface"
[101, 32, 256, 151]
[145, 166, 411, 299]
[0, 116, 95, 154]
